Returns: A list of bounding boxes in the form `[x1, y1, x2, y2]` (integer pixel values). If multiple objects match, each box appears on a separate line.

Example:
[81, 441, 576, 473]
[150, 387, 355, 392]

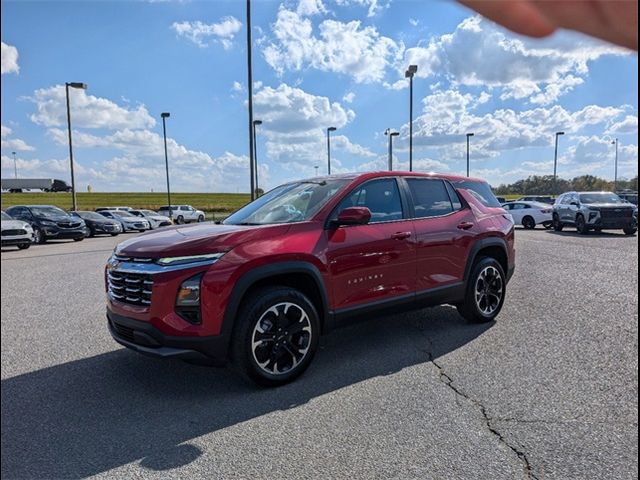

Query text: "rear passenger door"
[404, 178, 475, 291]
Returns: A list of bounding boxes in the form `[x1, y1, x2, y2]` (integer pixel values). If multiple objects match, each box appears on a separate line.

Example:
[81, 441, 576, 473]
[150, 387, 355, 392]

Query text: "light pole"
[405, 64, 418, 171]
[11, 151, 17, 178]
[314, 165, 319, 176]
[466, 132, 474, 177]
[613, 138, 619, 192]
[252, 119, 262, 196]
[553, 131, 565, 195]
[385, 128, 399, 171]
[246, 0, 256, 201]
[327, 126, 336, 175]
[65, 82, 87, 211]
[161, 112, 172, 220]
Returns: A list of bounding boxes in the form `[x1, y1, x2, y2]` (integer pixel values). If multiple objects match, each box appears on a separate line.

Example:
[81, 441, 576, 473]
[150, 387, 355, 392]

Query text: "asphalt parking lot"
[1, 229, 638, 480]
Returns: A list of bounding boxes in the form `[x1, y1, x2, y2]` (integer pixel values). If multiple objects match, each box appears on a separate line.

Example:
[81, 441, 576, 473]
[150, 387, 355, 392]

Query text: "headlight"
[40, 220, 57, 226]
[156, 253, 225, 266]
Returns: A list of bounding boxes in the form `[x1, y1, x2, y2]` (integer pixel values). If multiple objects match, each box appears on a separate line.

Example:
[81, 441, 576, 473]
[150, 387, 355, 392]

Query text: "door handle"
[391, 231, 412, 240]
[457, 222, 474, 230]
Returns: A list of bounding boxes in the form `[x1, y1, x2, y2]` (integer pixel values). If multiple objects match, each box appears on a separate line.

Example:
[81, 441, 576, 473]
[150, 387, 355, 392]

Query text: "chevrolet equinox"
[106, 172, 515, 386]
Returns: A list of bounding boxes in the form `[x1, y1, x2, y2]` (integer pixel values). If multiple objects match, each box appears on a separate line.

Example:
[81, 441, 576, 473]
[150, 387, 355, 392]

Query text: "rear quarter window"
[453, 180, 502, 208]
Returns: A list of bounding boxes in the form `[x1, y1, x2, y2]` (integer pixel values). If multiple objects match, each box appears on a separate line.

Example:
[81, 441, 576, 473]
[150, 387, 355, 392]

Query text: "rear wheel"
[176, 215, 185, 225]
[552, 214, 564, 231]
[623, 225, 637, 235]
[17, 243, 30, 250]
[110, 233, 119, 237]
[33, 228, 46, 244]
[576, 214, 589, 235]
[522, 216, 536, 229]
[73, 237, 84, 242]
[197, 215, 205, 222]
[231, 286, 320, 387]
[457, 257, 506, 324]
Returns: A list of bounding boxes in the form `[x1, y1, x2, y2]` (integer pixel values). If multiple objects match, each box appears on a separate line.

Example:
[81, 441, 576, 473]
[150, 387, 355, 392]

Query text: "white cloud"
[29, 85, 156, 130]
[0, 124, 35, 151]
[231, 81, 244, 93]
[1, 42, 19, 75]
[1, 125, 12, 137]
[335, 0, 385, 17]
[606, 115, 638, 135]
[172, 17, 242, 49]
[297, 0, 327, 16]
[409, 18, 419, 27]
[342, 92, 355, 103]
[263, 7, 402, 83]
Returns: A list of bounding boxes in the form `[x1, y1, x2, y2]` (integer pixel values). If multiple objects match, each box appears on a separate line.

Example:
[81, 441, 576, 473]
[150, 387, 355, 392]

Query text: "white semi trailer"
[1, 178, 72, 193]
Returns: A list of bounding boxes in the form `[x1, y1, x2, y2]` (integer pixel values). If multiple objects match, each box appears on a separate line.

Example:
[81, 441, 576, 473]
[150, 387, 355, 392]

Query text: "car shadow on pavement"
[1, 306, 492, 478]
[546, 230, 635, 238]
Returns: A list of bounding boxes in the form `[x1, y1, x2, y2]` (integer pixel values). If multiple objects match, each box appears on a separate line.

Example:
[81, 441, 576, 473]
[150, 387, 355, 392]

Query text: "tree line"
[493, 175, 638, 195]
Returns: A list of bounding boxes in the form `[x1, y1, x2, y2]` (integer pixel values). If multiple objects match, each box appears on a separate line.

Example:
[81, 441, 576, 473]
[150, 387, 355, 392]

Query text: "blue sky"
[1, 0, 638, 192]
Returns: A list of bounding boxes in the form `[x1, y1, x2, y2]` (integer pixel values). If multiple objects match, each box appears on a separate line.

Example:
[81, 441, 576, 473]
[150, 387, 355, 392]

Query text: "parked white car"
[129, 209, 172, 229]
[502, 201, 553, 229]
[97, 210, 150, 232]
[1, 211, 33, 249]
[157, 205, 205, 224]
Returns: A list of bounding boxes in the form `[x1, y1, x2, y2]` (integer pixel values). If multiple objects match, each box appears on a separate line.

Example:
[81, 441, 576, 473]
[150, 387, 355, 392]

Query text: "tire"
[197, 215, 205, 223]
[138, 230, 146, 233]
[623, 225, 637, 235]
[73, 237, 84, 242]
[522, 216, 536, 230]
[88, 227, 95, 238]
[17, 243, 30, 250]
[542, 221, 553, 230]
[110, 233, 119, 237]
[176, 215, 185, 225]
[552, 214, 564, 231]
[457, 257, 506, 324]
[230, 286, 320, 387]
[594, 227, 603, 233]
[33, 227, 46, 244]
[576, 214, 589, 235]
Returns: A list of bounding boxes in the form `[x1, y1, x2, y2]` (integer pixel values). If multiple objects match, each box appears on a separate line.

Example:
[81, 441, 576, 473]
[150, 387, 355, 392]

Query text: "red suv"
[106, 172, 515, 386]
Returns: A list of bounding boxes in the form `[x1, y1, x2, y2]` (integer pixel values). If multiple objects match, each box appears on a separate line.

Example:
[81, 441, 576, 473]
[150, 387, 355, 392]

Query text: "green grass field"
[0, 192, 251, 218]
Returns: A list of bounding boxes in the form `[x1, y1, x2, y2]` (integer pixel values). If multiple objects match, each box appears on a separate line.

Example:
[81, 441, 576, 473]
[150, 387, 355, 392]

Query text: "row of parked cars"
[500, 191, 638, 234]
[0, 204, 206, 249]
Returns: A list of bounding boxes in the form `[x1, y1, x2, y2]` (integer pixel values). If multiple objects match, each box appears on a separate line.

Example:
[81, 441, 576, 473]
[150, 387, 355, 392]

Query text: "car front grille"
[1, 229, 27, 236]
[57, 221, 82, 229]
[600, 209, 633, 219]
[107, 270, 153, 306]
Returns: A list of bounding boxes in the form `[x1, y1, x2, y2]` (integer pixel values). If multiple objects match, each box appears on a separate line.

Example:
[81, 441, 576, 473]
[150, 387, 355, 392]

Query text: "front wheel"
[73, 237, 84, 242]
[33, 228, 46, 244]
[110, 233, 119, 237]
[457, 257, 506, 324]
[197, 215, 205, 222]
[17, 243, 31, 250]
[231, 287, 320, 387]
[552, 214, 564, 232]
[522, 216, 536, 230]
[176, 215, 185, 225]
[623, 225, 637, 235]
[576, 215, 589, 235]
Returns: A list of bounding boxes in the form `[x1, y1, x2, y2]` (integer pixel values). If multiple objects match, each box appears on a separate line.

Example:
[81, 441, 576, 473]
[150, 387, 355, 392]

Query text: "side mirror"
[333, 207, 371, 227]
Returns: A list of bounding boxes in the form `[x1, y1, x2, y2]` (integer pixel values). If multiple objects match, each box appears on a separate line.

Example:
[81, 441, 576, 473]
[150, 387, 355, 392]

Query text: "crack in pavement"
[411, 319, 539, 480]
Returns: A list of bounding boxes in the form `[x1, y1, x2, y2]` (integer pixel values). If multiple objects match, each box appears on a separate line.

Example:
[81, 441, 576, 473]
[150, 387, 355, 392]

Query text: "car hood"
[115, 222, 291, 258]
[148, 215, 170, 221]
[1, 219, 31, 230]
[36, 215, 77, 223]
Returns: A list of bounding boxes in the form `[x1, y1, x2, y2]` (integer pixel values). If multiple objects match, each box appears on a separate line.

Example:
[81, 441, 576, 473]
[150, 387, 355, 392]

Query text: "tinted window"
[334, 178, 403, 223]
[445, 182, 463, 210]
[406, 179, 454, 218]
[579, 192, 625, 204]
[453, 180, 501, 208]
[511, 203, 526, 210]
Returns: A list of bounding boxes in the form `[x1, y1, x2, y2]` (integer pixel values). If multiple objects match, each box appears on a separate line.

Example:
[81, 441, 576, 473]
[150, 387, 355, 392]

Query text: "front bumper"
[1, 235, 32, 246]
[42, 227, 85, 239]
[107, 309, 229, 365]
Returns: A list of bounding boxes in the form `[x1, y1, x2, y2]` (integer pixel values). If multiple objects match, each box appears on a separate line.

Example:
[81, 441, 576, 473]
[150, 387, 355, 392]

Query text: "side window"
[503, 203, 512, 210]
[334, 178, 404, 223]
[444, 182, 463, 210]
[512, 203, 525, 210]
[406, 179, 454, 218]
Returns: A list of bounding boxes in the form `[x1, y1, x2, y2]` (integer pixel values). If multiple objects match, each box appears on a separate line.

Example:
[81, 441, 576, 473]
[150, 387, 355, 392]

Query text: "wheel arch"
[464, 237, 509, 284]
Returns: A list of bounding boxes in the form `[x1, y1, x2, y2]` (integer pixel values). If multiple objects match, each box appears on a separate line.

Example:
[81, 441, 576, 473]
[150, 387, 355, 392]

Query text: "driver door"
[325, 177, 417, 312]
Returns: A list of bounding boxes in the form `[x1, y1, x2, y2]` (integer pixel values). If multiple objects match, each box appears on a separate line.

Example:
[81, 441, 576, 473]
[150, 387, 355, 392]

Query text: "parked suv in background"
[157, 205, 205, 224]
[106, 172, 515, 386]
[129, 209, 172, 229]
[97, 210, 150, 232]
[553, 191, 637, 235]
[5, 205, 85, 244]
[1, 211, 33, 249]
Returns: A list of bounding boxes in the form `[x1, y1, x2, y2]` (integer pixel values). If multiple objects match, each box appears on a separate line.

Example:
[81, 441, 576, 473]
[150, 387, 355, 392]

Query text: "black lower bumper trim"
[107, 309, 229, 365]
[1, 239, 31, 246]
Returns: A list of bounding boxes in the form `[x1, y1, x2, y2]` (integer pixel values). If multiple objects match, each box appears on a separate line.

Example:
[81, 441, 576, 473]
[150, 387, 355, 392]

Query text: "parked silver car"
[552, 191, 637, 235]
[1, 211, 33, 249]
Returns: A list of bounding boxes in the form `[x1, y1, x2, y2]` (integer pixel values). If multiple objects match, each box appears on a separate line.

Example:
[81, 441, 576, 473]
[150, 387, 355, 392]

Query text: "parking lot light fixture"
[161, 112, 172, 219]
[612, 138, 619, 192]
[65, 82, 87, 211]
[553, 131, 565, 195]
[466, 132, 474, 177]
[405, 65, 418, 171]
[385, 129, 400, 171]
[327, 127, 337, 175]
[12, 151, 17, 178]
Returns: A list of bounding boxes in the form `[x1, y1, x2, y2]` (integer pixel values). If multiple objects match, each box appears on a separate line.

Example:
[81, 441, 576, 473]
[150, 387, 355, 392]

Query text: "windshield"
[1, 212, 12, 221]
[224, 179, 350, 225]
[141, 210, 157, 216]
[114, 211, 135, 217]
[30, 206, 68, 218]
[77, 211, 107, 220]
[579, 193, 625, 204]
